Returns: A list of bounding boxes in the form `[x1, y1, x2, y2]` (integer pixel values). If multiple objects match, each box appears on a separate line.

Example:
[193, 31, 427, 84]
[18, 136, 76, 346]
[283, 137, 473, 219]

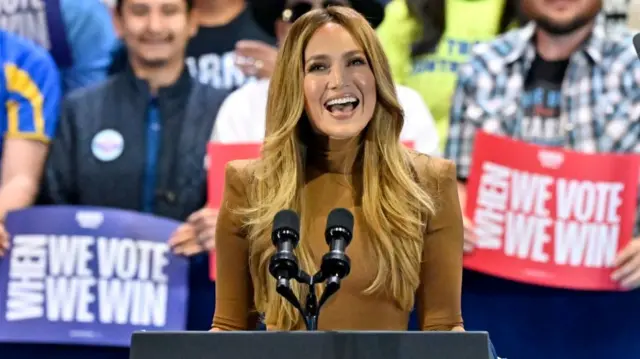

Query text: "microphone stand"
[271, 208, 353, 330]
[303, 272, 319, 330]
[276, 268, 343, 331]
[274, 272, 307, 326]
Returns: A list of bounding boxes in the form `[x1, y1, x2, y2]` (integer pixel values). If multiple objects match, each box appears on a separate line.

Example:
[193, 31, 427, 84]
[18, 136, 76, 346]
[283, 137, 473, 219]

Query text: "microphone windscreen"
[273, 209, 300, 236]
[326, 208, 354, 235]
[634, 33, 640, 60]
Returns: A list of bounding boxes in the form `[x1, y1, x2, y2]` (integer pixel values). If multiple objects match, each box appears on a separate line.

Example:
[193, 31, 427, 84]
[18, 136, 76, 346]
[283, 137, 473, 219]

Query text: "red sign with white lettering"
[464, 132, 640, 290]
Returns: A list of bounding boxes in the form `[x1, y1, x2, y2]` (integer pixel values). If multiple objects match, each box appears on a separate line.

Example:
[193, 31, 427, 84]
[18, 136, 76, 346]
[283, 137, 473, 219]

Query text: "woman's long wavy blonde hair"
[239, 6, 436, 330]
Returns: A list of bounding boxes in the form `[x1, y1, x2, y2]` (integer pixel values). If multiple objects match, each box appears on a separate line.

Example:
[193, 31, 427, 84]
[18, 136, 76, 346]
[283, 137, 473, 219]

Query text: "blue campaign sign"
[0, 206, 189, 347]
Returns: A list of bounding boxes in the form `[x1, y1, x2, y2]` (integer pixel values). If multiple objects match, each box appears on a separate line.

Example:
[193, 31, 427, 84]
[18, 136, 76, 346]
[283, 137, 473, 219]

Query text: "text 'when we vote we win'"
[473, 162, 625, 268]
[5, 235, 171, 326]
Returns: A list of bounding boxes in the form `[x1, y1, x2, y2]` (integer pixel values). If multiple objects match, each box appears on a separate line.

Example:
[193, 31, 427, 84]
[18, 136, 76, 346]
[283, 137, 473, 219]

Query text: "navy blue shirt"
[142, 99, 162, 213]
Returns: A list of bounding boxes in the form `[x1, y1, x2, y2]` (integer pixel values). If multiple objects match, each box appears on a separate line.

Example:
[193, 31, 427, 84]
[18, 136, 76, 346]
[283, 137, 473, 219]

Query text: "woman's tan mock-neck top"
[212, 136, 464, 331]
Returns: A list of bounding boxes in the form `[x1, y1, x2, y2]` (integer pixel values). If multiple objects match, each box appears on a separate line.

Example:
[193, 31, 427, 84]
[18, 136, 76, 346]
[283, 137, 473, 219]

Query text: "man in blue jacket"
[36, 1, 227, 357]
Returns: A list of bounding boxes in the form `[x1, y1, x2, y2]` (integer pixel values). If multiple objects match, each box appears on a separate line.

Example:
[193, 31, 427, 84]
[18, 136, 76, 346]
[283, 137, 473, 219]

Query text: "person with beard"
[211, 0, 441, 156]
[108, 0, 275, 90]
[41, 0, 226, 353]
[445, 0, 640, 358]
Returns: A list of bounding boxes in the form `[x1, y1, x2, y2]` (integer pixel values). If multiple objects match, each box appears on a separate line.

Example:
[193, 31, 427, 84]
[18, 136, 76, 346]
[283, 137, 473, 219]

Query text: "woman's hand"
[462, 216, 476, 253]
[0, 223, 9, 256]
[457, 182, 476, 253]
[168, 208, 219, 256]
[234, 40, 278, 79]
[612, 238, 640, 289]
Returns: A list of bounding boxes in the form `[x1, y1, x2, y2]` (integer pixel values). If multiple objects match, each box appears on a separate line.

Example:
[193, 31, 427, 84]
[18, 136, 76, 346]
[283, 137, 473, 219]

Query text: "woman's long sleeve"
[416, 160, 464, 330]
[211, 161, 256, 330]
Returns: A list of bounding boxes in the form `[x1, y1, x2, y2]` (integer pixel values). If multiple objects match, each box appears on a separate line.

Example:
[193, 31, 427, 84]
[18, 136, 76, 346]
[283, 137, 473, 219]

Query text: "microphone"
[634, 33, 640, 60]
[268, 209, 301, 289]
[267, 208, 355, 331]
[320, 208, 354, 281]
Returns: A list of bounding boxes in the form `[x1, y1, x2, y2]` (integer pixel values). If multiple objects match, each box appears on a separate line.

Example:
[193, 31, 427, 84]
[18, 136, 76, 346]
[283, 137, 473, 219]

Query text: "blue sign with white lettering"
[0, 206, 188, 346]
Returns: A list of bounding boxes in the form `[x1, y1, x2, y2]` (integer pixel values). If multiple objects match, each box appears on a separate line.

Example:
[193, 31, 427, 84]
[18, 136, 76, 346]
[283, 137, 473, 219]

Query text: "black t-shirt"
[519, 54, 570, 147]
[185, 8, 276, 91]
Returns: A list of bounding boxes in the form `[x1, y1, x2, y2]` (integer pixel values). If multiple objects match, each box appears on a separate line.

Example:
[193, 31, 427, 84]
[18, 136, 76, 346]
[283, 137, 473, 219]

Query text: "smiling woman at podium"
[211, 6, 464, 332]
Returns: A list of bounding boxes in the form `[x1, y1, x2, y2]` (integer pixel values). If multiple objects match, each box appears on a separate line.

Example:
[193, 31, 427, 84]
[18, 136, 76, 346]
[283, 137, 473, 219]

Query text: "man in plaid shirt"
[447, 6, 640, 283]
[445, 0, 640, 358]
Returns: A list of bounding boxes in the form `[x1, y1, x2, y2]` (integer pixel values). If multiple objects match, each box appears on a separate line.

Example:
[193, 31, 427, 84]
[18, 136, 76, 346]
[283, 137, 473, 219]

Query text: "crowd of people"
[0, 0, 639, 358]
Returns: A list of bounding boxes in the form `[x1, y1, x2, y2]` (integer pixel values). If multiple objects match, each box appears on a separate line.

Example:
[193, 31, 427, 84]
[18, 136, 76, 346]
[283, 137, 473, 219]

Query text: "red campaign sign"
[207, 143, 262, 209]
[464, 132, 640, 291]
[206, 141, 415, 281]
[207, 142, 262, 281]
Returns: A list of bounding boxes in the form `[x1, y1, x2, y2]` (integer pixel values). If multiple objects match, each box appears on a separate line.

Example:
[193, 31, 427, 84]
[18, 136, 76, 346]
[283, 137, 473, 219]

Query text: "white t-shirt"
[211, 78, 440, 156]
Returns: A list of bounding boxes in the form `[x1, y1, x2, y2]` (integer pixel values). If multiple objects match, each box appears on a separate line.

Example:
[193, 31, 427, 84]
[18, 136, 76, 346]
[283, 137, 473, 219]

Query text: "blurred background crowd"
[0, 0, 639, 358]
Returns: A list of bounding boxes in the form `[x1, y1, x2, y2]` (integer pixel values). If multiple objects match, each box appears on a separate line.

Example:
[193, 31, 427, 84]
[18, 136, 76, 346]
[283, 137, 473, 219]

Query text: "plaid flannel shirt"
[445, 15, 640, 235]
